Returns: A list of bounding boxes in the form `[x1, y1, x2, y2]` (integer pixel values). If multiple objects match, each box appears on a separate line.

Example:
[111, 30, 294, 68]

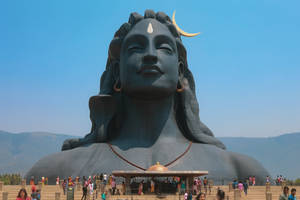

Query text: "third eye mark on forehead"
[147, 23, 153, 34]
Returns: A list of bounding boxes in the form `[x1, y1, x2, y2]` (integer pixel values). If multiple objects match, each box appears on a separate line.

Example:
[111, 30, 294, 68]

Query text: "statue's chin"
[123, 85, 176, 100]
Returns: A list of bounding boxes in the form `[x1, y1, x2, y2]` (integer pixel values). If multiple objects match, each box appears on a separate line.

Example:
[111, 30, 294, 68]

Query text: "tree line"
[0, 174, 22, 185]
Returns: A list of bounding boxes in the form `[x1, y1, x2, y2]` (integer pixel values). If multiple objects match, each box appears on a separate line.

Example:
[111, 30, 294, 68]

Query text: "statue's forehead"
[125, 18, 174, 39]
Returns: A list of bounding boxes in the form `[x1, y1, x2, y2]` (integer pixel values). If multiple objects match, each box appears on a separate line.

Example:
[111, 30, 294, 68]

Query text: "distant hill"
[0, 130, 299, 179]
[0, 130, 73, 175]
[219, 132, 300, 180]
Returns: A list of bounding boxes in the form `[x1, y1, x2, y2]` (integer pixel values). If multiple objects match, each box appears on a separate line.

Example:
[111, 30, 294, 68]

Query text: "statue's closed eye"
[157, 43, 173, 54]
[127, 45, 144, 52]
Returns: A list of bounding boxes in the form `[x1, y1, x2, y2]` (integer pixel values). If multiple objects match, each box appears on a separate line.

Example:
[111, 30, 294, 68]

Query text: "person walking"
[279, 186, 289, 200]
[81, 176, 88, 200]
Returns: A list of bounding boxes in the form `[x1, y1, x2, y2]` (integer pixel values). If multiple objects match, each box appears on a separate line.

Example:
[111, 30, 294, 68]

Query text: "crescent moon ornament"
[172, 11, 201, 37]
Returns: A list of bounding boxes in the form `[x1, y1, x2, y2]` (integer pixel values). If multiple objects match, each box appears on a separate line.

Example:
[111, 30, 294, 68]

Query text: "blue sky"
[0, 0, 299, 137]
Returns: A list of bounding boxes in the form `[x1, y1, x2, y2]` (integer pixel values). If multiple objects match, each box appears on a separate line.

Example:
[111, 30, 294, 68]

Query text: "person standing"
[101, 191, 107, 200]
[103, 173, 107, 185]
[266, 176, 270, 183]
[30, 176, 35, 185]
[62, 179, 67, 195]
[121, 181, 126, 195]
[238, 181, 244, 197]
[197, 178, 202, 193]
[184, 191, 188, 200]
[150, 179, 155, 193]
[252, 176, 256, 186]
[277, 176, 280, 186]
[138, 180, 144, 195]
[89, 180, 94, 200]
[187, 191, 193, 200]
[111, 177, 116, 195]
[180, 181, 186, 195]
[279, 186, 289, 200]
[288, 188, 297, 200]
[216, 189, 225, 200]
[36, 189, 41, 200]
[243, 179, 248, 196]
[31, 186, 38, 200]
[41, 177, 45, 186]
[203, 177, 208, 194]
[93, 179, 98, 199]
[208, 179, 213, 195]
[193, 180, 198, 195]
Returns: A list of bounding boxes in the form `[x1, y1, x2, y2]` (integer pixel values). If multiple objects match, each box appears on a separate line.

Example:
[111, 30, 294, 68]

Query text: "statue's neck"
[113, 94, 188, 148]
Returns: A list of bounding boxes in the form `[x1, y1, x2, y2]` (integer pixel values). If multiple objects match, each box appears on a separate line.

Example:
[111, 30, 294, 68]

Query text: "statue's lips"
[137, 65, 163, 75]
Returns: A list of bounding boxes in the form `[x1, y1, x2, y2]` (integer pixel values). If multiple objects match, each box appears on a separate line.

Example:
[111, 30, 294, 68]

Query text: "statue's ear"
[178, 60, 185, 80]
[112, 61, 120, 81]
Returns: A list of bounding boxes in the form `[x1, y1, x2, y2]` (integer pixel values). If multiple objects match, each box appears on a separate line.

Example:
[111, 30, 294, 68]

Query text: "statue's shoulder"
[186, 143, 269, 184]
[227, 151, 269, 183]
[26, 143, 110, 181]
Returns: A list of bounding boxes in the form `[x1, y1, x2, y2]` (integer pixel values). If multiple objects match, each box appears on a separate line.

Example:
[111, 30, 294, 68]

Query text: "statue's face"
[120, 19, 179, 99]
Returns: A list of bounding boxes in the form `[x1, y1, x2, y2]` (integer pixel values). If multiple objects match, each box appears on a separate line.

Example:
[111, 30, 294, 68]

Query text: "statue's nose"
[143, 45, 158, 64]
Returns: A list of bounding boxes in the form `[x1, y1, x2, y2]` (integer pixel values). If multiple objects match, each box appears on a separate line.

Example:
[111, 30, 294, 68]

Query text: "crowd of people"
[232, 179, 249, 196]
[17, 174, 222, 200]
[276, 175, 287, 186]
[12, 174, 299, 200]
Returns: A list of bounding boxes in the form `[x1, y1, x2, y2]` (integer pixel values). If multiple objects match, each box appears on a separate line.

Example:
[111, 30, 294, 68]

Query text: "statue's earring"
[113, 79, 122, 92]
[176, 80, 184, 92]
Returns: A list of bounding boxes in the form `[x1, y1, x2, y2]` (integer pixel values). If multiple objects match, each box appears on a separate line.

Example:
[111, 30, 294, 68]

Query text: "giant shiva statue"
[26, 10, 269, 184]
